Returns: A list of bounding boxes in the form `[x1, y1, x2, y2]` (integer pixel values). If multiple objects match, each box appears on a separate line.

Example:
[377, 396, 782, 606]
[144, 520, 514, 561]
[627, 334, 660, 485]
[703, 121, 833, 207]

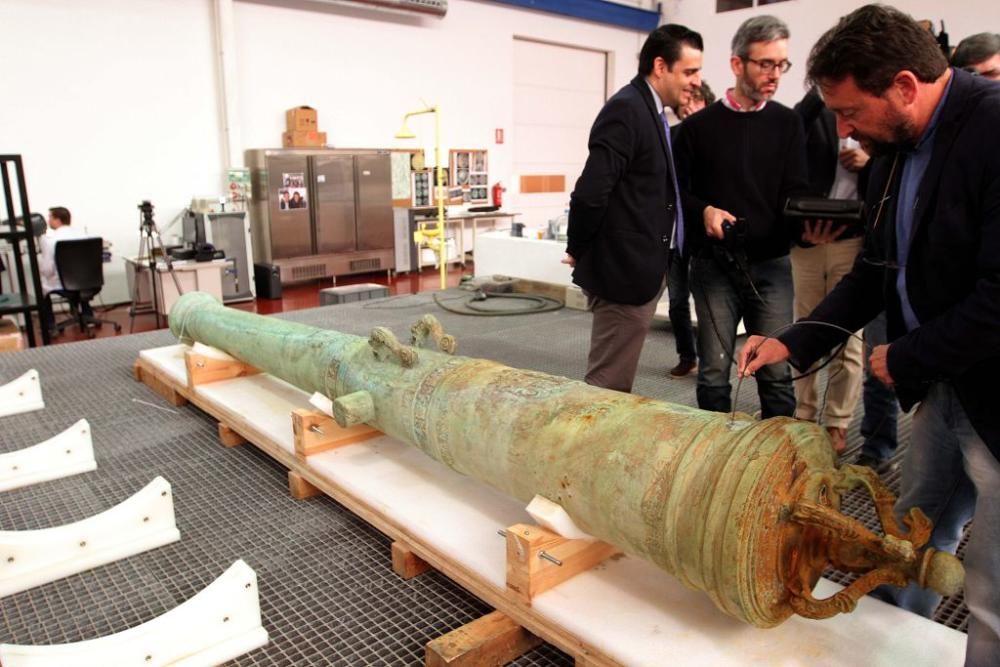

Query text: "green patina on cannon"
[170, 292, 963, 628]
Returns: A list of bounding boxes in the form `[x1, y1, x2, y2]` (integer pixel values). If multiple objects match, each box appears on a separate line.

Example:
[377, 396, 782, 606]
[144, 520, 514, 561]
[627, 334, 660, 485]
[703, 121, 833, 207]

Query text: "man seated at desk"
[39, 206, 90, 335]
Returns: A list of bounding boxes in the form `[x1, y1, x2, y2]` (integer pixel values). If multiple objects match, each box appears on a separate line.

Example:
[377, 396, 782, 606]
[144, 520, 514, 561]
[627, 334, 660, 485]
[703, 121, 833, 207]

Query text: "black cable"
[433, 291, 563, 316]
[360, 293, 467, 310]
[689, 256, 853, 387]
[731, 320, 867, 423]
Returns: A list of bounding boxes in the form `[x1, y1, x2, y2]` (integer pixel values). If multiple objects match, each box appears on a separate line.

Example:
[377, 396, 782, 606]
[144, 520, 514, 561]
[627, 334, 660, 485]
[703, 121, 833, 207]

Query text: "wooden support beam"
[134, 361, 188, 407]
[217, 423, 247, 448]
[184, 350, 259, 389]
[291, 408, 381, 460]
[392, 541, 432, 580]
[134, 350, 625, 667]
[426, 611, 542, 667]
[287, 470, 321, 500]
[505, 524, 620, 605]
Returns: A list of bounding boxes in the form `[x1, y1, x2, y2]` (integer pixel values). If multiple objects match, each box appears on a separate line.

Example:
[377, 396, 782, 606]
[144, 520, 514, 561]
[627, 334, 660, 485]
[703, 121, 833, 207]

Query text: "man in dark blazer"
[565, 24, 703, 392]
[739, 7, 1000, 664]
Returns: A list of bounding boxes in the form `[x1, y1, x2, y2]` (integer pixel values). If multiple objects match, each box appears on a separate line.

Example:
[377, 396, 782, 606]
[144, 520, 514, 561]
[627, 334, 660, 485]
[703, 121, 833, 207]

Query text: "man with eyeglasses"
[738, 6, 1000, 665]
[673, 15, 807, 419]
[952, 32, 1000, 81]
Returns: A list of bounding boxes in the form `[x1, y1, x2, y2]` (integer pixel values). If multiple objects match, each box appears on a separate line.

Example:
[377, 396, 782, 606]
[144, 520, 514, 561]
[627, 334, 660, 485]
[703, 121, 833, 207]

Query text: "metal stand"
[0, 155, 49, 347]
[129, 203, 183, 332]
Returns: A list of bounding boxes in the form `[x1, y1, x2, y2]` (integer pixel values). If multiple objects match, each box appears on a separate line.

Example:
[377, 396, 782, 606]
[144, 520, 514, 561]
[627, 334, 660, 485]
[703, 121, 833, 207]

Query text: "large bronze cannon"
[169, 292, 963, 628]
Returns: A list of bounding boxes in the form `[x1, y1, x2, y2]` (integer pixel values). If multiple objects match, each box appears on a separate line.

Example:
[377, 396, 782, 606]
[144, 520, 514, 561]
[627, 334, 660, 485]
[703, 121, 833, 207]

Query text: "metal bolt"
[539, 551, 562, 566]
[309, 425, 325, 435]
[496, 529, 508, 537]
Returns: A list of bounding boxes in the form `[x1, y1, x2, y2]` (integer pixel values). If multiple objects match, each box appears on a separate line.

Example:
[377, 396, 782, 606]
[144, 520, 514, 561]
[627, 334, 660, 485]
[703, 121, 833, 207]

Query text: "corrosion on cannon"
[169, 292, 963, 628]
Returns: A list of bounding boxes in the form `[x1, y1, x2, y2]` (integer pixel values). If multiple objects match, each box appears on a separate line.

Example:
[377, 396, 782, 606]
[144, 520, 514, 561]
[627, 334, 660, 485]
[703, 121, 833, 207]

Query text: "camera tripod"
[129, 202, 183, 332]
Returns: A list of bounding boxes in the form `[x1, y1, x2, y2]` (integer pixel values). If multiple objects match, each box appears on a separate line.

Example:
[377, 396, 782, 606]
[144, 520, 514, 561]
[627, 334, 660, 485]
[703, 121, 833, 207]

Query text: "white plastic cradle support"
[0, 476, 181, 597]
[0, 370, 44, 418]
[0, 559, 268, 667]
[0, 419, 97, 492]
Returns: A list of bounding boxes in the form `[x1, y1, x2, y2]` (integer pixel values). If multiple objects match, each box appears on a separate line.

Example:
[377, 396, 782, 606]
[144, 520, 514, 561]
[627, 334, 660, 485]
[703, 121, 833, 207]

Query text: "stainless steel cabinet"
[246, 148, 395, 284]
[314, 155, 357, 254]
[266, 153, 312, 259]
[355, 154, 393, 251]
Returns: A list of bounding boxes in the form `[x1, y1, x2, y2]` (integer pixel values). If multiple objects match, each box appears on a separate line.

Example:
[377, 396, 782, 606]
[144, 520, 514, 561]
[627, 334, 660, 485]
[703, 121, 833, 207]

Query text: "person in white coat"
[38, 206, 88, 334]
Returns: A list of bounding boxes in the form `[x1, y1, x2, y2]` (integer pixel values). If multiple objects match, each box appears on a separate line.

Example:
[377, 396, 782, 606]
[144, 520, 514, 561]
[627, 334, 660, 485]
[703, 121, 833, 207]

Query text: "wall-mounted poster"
[280, 172, 308, 210]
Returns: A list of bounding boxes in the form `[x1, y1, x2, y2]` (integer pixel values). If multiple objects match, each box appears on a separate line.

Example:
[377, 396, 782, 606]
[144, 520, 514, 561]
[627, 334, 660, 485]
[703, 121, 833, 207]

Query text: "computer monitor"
[1, 213, 46, 237]
[181, 211, 207, 247]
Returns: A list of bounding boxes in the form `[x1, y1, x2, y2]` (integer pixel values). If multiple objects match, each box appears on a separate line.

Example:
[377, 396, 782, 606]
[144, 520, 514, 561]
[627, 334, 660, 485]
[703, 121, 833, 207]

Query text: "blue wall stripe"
[488, 0, 660, 32]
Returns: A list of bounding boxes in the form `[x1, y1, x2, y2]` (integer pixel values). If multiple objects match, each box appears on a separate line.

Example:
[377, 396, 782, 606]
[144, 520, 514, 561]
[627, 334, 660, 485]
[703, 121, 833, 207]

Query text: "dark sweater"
[673, 100, 809, 262]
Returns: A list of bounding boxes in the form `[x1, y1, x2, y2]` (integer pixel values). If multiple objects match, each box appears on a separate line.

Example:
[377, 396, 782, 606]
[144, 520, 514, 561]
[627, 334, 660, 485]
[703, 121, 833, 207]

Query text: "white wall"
[664, 0, 1000, 109]
[0, 0, 648, 301]
[232, 0, 645, 198]
[512, 39, 607, 227]
[0, 0, 224, 303]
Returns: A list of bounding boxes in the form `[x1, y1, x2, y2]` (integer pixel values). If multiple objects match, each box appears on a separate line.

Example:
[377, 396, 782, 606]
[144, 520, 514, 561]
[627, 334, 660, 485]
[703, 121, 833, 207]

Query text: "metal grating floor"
[0, 290, 968, 665]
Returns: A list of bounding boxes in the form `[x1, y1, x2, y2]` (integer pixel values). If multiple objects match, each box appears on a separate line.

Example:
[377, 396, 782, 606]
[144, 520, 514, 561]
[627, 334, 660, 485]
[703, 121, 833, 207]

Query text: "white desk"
[474, 231, 572, 284]
[125, 257, 226, 316]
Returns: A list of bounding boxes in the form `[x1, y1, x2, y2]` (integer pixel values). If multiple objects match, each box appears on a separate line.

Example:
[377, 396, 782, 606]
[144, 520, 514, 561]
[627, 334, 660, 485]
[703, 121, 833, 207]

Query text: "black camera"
[138, 200, 155, 228]
[721, 217, 748, 250]
[713, 216, 752, 284]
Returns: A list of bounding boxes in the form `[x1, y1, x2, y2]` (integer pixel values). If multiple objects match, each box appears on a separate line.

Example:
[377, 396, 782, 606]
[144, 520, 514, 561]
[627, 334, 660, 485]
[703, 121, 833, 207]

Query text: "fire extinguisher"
[492, 182, 506, 208]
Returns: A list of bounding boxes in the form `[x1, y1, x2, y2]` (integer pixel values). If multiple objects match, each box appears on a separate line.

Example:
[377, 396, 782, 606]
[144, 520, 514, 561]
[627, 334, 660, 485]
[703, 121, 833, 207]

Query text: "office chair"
[52, 237, 122, 338]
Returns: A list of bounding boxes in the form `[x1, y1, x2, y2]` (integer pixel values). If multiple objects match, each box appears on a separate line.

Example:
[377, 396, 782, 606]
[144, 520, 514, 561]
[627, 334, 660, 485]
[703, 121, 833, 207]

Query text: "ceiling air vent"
[309, 0, 447, 17]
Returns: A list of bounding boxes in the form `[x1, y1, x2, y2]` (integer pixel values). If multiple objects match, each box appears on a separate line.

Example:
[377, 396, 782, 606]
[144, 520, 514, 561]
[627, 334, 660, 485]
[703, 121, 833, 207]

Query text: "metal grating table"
[0, 290, 968, 665]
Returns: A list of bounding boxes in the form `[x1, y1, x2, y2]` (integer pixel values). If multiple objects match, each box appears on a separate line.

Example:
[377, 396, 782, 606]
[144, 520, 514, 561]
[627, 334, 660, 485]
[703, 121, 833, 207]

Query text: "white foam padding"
[0, 370, 44, 418]
[0, 476, 180, 597]
[191, 342, 236, 361]
[526, 495, 594, 541]
[0, 559, 268, 667]
[0, 419, 97, 492]
[308, 392, 335, 417]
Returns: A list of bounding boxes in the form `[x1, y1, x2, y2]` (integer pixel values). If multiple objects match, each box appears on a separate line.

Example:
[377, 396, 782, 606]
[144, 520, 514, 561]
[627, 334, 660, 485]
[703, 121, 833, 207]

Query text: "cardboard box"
[282, 130, 327, 148]
[286, 106, 318, 131]
[0, 317, 24, 352]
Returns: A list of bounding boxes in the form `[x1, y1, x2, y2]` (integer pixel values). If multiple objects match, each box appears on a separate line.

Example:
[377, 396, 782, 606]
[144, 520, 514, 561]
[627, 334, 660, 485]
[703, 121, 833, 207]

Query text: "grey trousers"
[584, 280, 665, 393]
